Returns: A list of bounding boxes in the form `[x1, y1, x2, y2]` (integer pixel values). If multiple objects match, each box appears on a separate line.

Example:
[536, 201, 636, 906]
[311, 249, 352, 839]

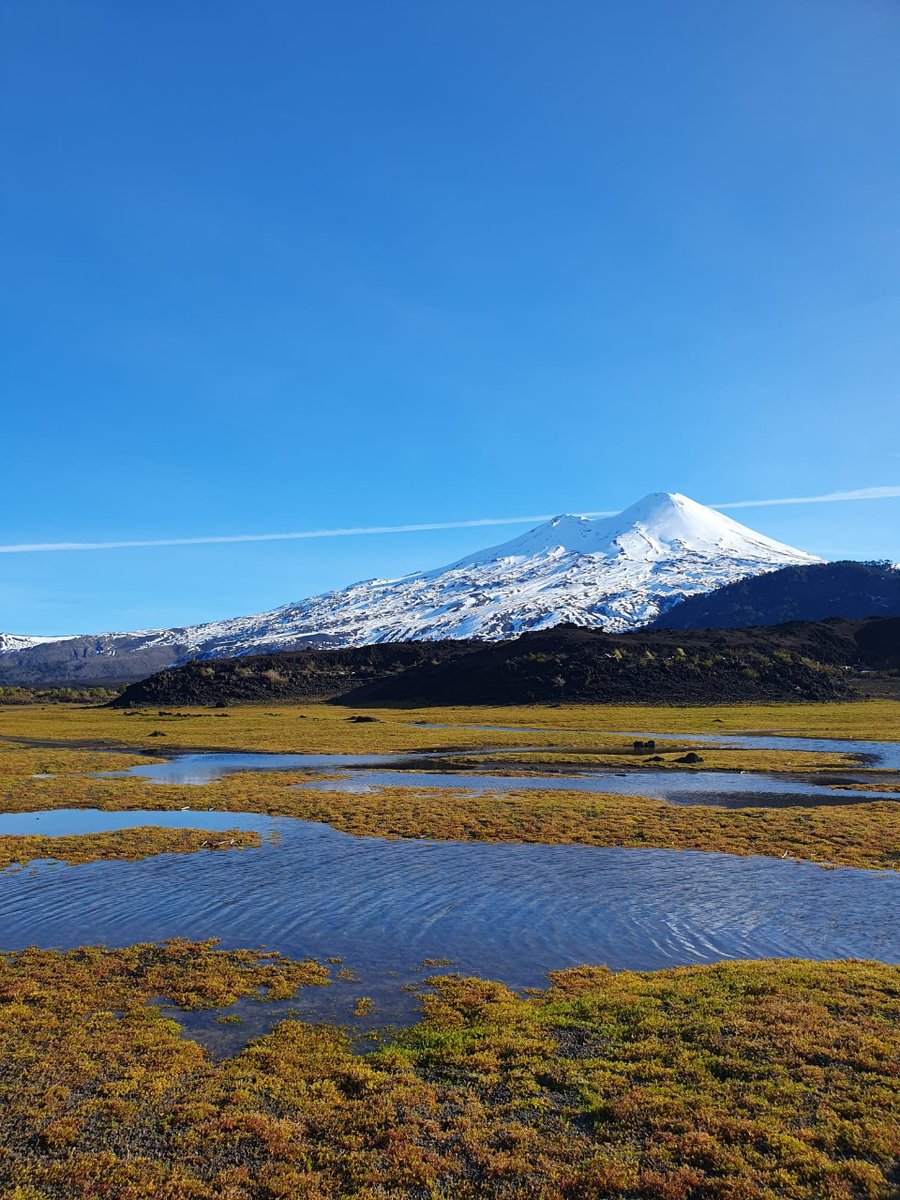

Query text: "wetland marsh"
[1, 699, 898, 1197]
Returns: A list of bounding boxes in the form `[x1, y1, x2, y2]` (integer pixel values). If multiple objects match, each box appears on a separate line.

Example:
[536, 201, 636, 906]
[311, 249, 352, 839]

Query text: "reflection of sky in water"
[296, 767, 897, 807]
[1, 817, 897, 1037]
[85, 730, 900, 806]
[98, 751, 417, 784]
[8, 726, 897, 1044]
[0, 808, 268, 837]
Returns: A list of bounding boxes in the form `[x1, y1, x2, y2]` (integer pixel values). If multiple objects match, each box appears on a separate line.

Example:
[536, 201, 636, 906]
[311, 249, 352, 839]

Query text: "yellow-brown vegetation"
[0, 944, 896, 1199]
[1, 742, 897, 871]
[0, 825, 261, 871]
[1, 697, 899, 755]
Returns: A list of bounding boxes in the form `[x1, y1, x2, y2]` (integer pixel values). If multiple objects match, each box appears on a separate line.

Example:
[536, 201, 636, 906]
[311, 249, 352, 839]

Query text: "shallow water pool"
[93, 738, 900, 807]
[1, 812, 897, 1029]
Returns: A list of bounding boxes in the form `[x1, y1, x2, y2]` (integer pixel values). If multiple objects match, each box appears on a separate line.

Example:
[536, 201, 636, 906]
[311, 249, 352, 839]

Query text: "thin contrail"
[713, 486, 900, 509]
[0, 486, 897, 554]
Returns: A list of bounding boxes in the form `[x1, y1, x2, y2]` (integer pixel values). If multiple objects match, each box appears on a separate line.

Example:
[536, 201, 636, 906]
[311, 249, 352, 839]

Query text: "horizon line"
[0, 485, 897, 554]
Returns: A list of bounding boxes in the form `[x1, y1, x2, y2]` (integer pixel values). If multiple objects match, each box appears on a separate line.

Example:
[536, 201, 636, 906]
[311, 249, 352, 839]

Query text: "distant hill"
[336, 621, 893, 707]
[111, 640, 477, 708]
[650, 561, 900, 631]
[112, 619, 900, 709]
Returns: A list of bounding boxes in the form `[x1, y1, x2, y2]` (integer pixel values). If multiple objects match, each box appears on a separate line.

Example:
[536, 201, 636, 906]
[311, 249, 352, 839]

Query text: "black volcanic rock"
[111, 619, 900, 709]
[337, 622, 861, 706]
[111, 641, 477, 707]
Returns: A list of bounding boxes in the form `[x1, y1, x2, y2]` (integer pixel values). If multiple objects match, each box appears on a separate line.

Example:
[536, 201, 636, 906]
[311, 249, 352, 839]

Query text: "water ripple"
[0, 820, 895, 1000]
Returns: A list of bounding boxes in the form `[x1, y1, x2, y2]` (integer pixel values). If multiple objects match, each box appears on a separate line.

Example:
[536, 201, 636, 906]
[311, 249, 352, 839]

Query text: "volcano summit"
[0, 493, 820, 684]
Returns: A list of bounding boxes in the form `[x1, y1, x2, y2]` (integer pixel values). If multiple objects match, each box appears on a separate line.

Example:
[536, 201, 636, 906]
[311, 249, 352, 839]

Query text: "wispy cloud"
[713, 486, 900, 509]
[0, 487, 897, 554]
[0, 516, 563, 554]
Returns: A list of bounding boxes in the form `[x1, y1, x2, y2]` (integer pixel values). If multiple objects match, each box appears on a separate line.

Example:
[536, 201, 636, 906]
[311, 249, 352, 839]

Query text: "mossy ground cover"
[0, 825, 262, 871]
[0, 699, 897, 869]
[0, 746, 264, 869]
[273, 784, 900, 870]
[0, 944, 896, 1199]
[0, 705, 897, 1195]
[0, 744, 165, 778]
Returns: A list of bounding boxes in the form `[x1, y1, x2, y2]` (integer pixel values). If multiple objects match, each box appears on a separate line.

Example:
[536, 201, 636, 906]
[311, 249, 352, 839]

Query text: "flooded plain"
[1, 809, 897, 1038]
[94, 728, 900, 807]
[3, 724, 898, 1042]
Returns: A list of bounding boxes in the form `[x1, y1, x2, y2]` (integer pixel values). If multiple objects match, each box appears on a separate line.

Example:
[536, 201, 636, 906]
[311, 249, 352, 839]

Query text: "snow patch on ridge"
[0, 633, 72, 654]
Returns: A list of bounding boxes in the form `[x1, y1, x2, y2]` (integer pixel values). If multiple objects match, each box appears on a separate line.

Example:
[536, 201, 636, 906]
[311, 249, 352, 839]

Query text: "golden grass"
[279, 782, 900, 870]
[0, 944, 897, 1199]
[2, 697, 899, 756]
[0, 742, 897, 870]
[1, 698, 898, 870]
[0, 744, 166, 775]
[413, 697, 900, 740]
[0, 825, 262, 870]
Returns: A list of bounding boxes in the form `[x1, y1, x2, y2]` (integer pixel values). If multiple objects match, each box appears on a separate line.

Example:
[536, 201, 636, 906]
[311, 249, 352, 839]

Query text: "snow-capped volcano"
[251, 491, 816, 645]
[0, 493, 821, 683]
[449, 492, 812, 573]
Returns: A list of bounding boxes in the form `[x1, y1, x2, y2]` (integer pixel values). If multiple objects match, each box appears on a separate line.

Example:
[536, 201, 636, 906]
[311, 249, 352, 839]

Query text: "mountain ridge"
[651, 560, 900, 630]
[0, 492, 820, 684]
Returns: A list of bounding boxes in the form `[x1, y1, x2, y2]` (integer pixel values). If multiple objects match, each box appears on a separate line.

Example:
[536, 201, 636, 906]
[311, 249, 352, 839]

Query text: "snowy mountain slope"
[0, 633, 71, 654]
[0, 492, 821, 683]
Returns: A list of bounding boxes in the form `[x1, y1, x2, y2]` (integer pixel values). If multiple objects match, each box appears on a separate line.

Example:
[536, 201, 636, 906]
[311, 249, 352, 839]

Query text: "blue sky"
[2, 0, 898, 635]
